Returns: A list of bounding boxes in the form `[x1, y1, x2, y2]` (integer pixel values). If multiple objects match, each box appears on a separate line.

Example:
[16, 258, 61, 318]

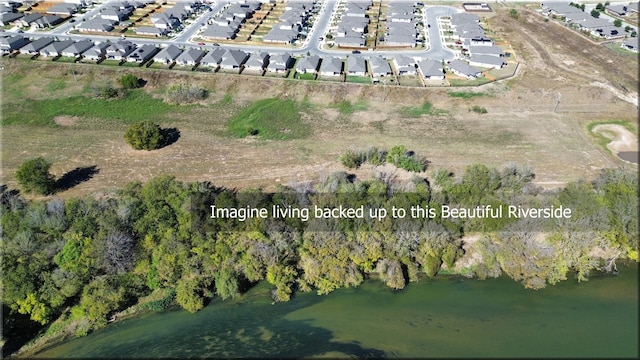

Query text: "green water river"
[33, 263, 638, 358]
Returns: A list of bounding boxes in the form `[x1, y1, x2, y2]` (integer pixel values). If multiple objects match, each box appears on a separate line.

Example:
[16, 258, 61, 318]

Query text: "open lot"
[1, 7, 637, 199]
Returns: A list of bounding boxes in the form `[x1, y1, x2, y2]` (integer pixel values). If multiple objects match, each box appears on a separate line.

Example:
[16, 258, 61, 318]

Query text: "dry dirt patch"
[592, 124, 638, 154]
[53, 116, 80, 127]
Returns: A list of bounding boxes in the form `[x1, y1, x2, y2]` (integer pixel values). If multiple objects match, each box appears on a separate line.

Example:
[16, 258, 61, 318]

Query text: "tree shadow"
[55, 165, 99, 192]
[160, 127, 180, 148]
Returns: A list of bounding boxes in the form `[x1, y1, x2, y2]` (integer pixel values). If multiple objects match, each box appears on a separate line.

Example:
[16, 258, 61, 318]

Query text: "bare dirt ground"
[592, 124, 638, 155]
[1, 7, 638, 199]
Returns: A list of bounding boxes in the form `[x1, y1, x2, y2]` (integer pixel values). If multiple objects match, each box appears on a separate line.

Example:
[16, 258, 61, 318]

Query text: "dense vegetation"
[1, 165, 637, 353]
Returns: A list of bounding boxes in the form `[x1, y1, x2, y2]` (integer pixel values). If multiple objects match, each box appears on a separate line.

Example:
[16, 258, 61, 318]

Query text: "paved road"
[8, 0, 461, 61]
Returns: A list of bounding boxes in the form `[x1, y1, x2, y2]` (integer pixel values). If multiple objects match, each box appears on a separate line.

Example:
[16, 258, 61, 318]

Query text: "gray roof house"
[82, 42, 109, 60]
[448, 59, 482, 79]
[105, 40, 136, 60]
[136, 26, 165, 36]
[347, 56, 367, 76]
[175, 47, 205, 66]
[320, 57, 343, 77]
[199, 48, 225, 67]
[39, 39, 75, 57]
[202, 24, 237, 40]
[369, 56, 392, 77]
[47, 3, 79, 16]
[154, 44, 182, 64]
[0, 12, 22, 26]
[296, 55, 321, 74]
[263, 27, 298, 44]
[417, 59, 444, 80]
[34, 14, 63, 29]
[266, 52, 292, 73]
[60, 39, 93, 57]
[220, 49, 248, 70]
[15, 13, 42, 27]
[468, 54, 505, 69]
[19, 36, 54, 54]
[468, 45, 503, 57]
[244, 52, 269, 71]
[0, 34, 29, 54]
[126, 44, 158, 63]
[392, 55, 416, 75]
[76, 18, 116, 32]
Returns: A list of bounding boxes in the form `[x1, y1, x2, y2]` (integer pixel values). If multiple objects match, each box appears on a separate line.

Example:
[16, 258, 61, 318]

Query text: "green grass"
[345, 75, 371, 84]
[332, 100, 368, 115]
[227, 97, 310, 140]
[295, 72, 316, 80]
[400, 101, 448, 118]
[448, 91, 487, 99]
[469, 105, 488, 114]
[2, 90, 184, 127]
[448, 77, 491, 86]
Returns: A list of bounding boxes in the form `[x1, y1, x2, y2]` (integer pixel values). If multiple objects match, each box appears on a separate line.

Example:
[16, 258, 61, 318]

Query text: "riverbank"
[28, 263, 639, 358]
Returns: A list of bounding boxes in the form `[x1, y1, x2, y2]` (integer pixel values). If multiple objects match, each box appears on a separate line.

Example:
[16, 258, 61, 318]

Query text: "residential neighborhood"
[0, 0, 636, 86]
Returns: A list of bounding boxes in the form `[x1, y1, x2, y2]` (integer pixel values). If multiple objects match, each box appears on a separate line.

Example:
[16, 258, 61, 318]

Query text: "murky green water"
[34, 264, 638, 358]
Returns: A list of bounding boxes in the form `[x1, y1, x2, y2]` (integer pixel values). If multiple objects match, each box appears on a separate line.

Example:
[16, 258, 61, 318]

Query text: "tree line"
[1, 164, 637, 344]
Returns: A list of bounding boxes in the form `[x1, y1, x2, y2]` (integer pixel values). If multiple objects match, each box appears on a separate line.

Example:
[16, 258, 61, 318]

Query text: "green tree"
[591, 9, 600, 17]
[613, 19, 622, 27]
[124, 121, 165, 151]
[118, 73, 141, 89]
[15, 157, 56, 195]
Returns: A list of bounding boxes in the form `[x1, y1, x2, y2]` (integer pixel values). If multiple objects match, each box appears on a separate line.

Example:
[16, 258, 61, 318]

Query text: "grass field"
[226, 97, 311, 140]
[1, 7, 637, 199]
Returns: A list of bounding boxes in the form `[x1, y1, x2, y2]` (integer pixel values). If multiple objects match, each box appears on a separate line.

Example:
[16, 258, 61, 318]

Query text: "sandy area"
[592, 124, 638, 159]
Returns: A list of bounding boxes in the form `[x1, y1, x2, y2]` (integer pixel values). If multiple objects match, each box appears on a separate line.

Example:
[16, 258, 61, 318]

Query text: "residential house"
[369, 56, 392, 77]
[39, 39, 75, 57]
[175, 47, 205, 66]
[19, 36, 54, 54]
[60, 39, 93, 57]
[417, 59, 444, 80]
[126, 44, 158, 63]
[82, 42, 110, 61]
[199, 47, 225, 67]
[295, 55, 320, 74]
[347, 56, 367, 76]
[468, 45, 503, 57]
[447, 59, 482, 79]
[47, 3, 79, 16]
[0, 11, 22, 26]
[76, 18, 116, 32]
[136, 26, 166, 36]
[605, 4, 627, 16]
[392, 55, 416, 75]
[15, 13, 42, 27]
[219, 49, 248, 70]
[105, 40, 136, 60]
[320, 57, 343, 76]
[0, 34, 29, 54]
[266, 52, 292, 73]
[34, 14, 63, 29]
[243, 52, 268, 72]
[468, 54, 504, 68]
[201, 24, 237, 40]
[153, 44, 182, 64]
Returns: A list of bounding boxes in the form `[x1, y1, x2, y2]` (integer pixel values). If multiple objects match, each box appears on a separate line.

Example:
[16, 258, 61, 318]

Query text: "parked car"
[352, 50, 361, 54]
[198, 42, 205, 45]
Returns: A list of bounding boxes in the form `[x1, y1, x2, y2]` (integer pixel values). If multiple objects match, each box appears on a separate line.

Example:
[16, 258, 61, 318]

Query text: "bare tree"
[103, 231, 136, 274]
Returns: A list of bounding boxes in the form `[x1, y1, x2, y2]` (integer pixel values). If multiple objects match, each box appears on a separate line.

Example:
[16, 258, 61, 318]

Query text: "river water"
[34, 263, 638, 358]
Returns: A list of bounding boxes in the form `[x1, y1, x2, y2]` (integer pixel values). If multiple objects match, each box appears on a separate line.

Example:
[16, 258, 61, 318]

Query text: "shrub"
[124, 121, 165, 150]
[15, 157, 56, 195]
[509, 9, 518, 19]
[470, 105, 488, 114]
[91, 84, 121, 99]
[340, 150, 366, 169]
[165, 84, 207, 104]
[386, 145, 429, 172]
[118, 74, 141, 89]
